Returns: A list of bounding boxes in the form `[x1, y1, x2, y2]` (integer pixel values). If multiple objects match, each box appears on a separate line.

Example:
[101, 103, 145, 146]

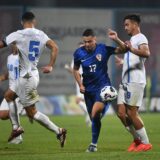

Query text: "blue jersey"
[74, 43, 115, 92]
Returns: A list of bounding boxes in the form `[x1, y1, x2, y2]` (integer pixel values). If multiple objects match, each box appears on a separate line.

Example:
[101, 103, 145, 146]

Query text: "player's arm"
[41, 39, 59, 73]
[0, 72, 9, 81]
[73, 64, 85, 93]
[0, 40, 7, 48]
[108, 29, 128, 54]
[125, 41, 150, 58]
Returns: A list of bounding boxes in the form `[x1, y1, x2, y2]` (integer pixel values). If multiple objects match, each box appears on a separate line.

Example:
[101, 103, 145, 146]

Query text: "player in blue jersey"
[73, 29, 125, 152]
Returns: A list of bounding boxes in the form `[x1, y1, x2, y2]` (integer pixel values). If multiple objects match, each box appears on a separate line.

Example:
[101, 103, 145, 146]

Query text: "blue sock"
[91, 117, 101, 145]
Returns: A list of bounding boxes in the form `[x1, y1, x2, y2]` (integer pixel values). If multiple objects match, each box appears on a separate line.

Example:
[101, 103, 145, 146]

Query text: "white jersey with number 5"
[5, 28, 50, 77]
[122, 33, 148, 84]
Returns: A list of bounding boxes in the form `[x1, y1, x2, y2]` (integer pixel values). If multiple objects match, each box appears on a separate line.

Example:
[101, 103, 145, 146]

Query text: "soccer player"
[73, 29, 125, 152]
[0, 50, 23, 144]
[0, 12, 67, 147]
[108, 14, 152, 152]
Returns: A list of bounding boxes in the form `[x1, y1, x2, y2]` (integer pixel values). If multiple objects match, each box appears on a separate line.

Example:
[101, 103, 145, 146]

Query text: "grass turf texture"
[0, 113, 159, 160]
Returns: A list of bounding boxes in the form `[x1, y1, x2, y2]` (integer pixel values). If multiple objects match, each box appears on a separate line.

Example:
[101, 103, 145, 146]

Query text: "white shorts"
[117, 83, 145, 107]
[9, 79, 18, 93]
[16, 72, 39, 107]
[0, 98, 23, 114]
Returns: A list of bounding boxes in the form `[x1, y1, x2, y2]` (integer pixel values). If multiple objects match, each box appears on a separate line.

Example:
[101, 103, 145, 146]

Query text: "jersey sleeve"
[73, 49, 81, 68]
[42, 31, 51, 44]
[106, 46, 116, 55]
[5, 32, 20, 45]
[138, 34, 148, 46]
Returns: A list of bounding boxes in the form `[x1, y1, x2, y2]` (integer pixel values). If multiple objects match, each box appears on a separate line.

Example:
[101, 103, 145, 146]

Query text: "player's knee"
[127, 111, 136, 120]
[0, 111, 9, 120]
[91, 112, 100, 121]
[4, 94, 12, 102]
[117, 111, 126, 120]
[25, 106, 37, 119]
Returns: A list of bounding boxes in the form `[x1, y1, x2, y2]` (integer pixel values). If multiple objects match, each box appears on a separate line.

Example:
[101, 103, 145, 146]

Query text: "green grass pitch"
[0, 113, 159, 160]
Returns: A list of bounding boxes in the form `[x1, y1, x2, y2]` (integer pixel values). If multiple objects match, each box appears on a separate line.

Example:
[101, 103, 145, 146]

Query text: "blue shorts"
[84, 89, 110, 117]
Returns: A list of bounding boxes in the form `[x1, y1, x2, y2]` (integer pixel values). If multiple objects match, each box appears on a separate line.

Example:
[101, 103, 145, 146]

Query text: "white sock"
[126, 125, 139, 140]
[136, 127, 149, 144]
[8, 101, 20, 130]
[91, 143, 97, 147]
[33, 111, 59, 134]
[79, 101, 88, 113]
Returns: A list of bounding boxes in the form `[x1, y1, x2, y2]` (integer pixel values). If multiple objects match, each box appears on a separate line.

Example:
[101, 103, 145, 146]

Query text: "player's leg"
[20, 75, 66, 147]
[83, 92, 97, 152]
[18, 74, 67, 147]
[126, 105, 152, 151]
[91, 101, 104, 144]
[117, 84, 141, 151]
[0, 97, 23, 144]
[4, 89, 22, 132]
[125, 83, 152, 151]
[25, 104, 66, 147]
[0, 98, 9, 120]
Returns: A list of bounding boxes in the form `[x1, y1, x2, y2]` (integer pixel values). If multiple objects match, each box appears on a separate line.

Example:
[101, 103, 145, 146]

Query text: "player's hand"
[108, 29, 118, 40]
[41, 65, 53, 73]
[80, 84, 85, 94]
[125, 41, 132, 50]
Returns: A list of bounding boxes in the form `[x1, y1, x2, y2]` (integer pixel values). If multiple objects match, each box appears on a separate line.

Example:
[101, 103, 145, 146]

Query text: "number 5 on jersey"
[28, 40, 40, 61]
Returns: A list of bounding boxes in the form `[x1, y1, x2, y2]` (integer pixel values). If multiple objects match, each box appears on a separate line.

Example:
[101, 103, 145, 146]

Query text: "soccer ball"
[100, 86, 117, 102]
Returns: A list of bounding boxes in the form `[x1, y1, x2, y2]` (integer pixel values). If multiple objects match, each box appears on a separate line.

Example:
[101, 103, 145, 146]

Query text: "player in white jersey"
[64, 42, 91, 127]
[0, 45, 23, 144]
[64, 60, 91, 127]
[108, 14, 152, 152]
[0, 12, 66, 147]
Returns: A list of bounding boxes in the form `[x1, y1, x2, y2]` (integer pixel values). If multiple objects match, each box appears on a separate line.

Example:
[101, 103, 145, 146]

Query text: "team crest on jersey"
[96, 54, 102, 61]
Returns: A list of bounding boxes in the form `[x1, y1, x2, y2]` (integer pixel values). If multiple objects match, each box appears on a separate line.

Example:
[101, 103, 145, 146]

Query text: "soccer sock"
[33, 111, 59, 134]
[15, 101, 21, 125]
[91, 117, 101, 145]
[126, 125, 139, 140]
[136, 127, 149, 144]
[8, 101, 19, 130]
[79, 101, 88, 113]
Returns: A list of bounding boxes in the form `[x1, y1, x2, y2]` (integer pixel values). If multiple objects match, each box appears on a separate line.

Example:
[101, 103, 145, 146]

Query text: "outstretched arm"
[41, 39, 59, 73]
[108, 29, 128, 54]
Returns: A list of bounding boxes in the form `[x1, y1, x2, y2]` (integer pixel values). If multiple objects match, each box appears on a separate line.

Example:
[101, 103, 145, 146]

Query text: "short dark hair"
[123, 14, 141, 24]
[22, 12, 35, 22]
[82, 29, 95, 37]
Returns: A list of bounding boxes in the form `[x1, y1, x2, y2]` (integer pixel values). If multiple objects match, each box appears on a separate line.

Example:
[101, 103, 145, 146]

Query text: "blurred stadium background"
[0, 0, 160, 115]
[0, 1, 160, 160]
